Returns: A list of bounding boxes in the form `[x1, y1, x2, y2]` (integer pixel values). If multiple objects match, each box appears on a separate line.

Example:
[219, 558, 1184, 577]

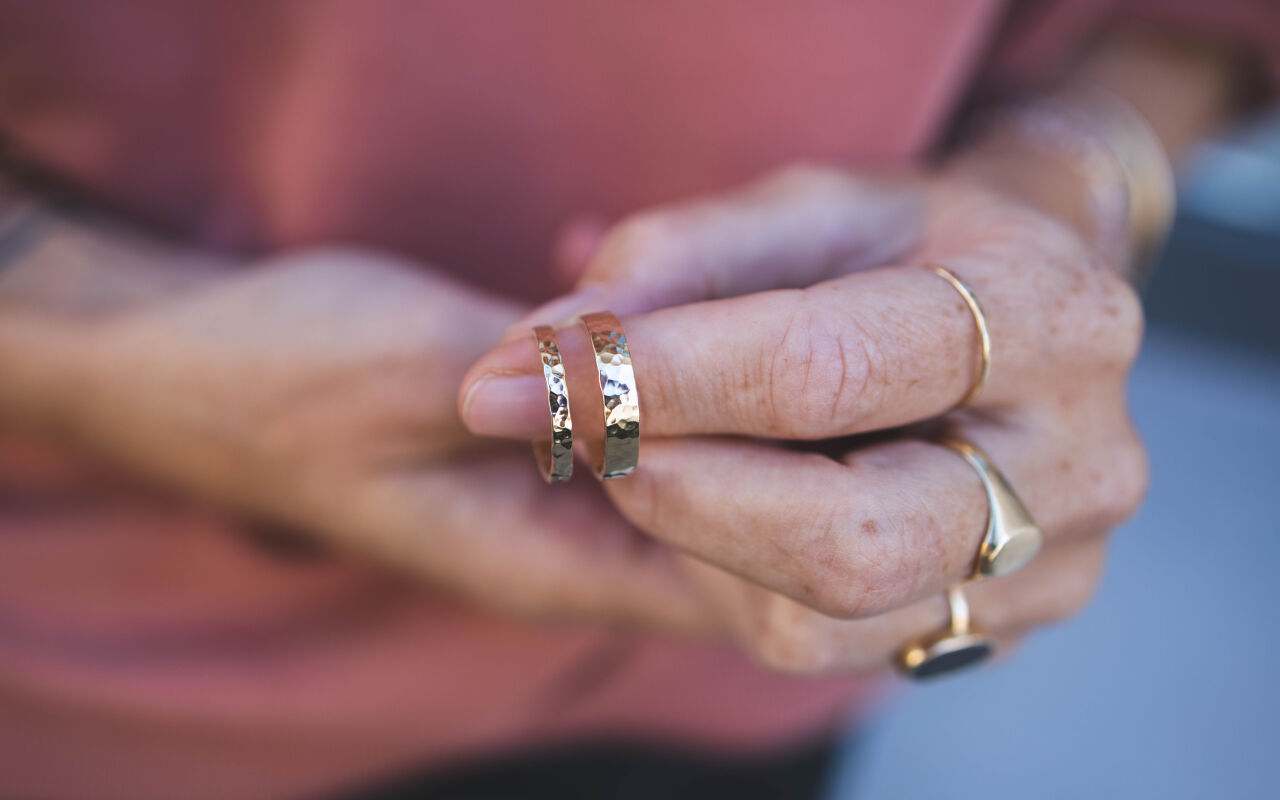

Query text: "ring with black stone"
[896, 585, 995, 680]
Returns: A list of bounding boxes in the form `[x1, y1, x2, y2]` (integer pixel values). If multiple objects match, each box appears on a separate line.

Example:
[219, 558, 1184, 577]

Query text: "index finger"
[461, 262, 991, 441]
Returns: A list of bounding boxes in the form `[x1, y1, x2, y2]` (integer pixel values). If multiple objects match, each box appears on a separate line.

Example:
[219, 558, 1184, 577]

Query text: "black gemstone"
[912, 641, 993, 679]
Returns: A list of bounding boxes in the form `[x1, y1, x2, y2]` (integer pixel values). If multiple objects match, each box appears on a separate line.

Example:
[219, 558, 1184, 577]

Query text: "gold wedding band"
[942, 439, 1044, 579]
[532, 326, 574, 483]
[897, 585, 995, 679]
[579, 311, 640, 479]
[927, 264, 990, 407]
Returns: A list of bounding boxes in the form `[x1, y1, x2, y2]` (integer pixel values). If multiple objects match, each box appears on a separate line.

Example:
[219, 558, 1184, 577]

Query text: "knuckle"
[757, 300, 885, 438]
[1090, 268, 1146, 369]
[1050, 430, 1149, 534]
[792, 507, 911, 620]
[972, 208, 1144, 374]
[1046, 258, 1145, 370]
[1096, 435, 1150, 525]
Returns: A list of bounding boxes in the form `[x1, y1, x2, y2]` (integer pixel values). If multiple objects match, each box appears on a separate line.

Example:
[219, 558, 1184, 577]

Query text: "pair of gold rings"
[897, 266, 1044, 679]
[531, 311, 640, 483]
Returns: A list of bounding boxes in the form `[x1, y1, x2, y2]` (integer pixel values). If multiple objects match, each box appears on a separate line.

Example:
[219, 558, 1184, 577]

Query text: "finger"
[468, 265, 980, 439]
[965, 533, 1107, 636]
[608, 436, 986, 620]
[601, 414, 1140, 621]
[466, 264, 987, 441]
[689, 532, 1106, 675]
[464, 242, 1142, 442]
[843, 531, 1108, 672]
[466, 181, 1144, 442]
[501, 167, 922, 341]
[306, 450, 716, 635]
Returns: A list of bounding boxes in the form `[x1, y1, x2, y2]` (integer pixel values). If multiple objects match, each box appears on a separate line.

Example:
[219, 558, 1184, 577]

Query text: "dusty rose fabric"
[0, 2, 1273, 798]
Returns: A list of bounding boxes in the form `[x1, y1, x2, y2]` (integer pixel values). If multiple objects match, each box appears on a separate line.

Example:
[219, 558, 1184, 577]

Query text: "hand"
[17, 247, 704, 630]
[459, 166, 1149, 672]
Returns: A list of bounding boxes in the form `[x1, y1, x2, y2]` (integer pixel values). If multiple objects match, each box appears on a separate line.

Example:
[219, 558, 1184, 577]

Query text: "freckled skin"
[22, 164, 1145, 679]
[548, 172, 1148, 671]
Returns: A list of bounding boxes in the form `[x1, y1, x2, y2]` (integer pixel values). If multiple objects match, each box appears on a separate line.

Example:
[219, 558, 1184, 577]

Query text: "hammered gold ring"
[532, 325, 574, 483]
[897, 585, 995, 679]
[942, 438, 1044, 579]
[927, 264, 991, 407]
[579, 311, 640, 479]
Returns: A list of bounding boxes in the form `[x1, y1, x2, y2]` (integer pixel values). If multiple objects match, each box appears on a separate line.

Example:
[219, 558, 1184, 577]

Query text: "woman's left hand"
[460, 165, 1148, 673]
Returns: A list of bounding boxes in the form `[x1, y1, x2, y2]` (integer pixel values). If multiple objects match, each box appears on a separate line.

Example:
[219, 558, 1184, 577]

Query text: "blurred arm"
[0, 181, 227, 433]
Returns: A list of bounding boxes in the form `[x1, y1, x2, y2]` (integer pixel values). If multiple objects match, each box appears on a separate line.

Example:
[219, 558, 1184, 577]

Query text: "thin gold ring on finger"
[926, 264, 990, 407]
[942, 438, 1044, 579]
[896, 585, 995, 680]
[532, 326, 574, 483]
[579, 311, 640, 479]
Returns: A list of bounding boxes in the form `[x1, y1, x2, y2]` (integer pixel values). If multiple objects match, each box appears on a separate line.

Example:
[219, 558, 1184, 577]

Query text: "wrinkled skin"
[37, 165, 1147, 674]
[459, 166, 1148, 672]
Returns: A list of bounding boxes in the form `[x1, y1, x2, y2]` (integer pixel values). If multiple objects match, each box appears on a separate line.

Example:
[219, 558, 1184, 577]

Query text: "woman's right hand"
[13, 247, 705, 631]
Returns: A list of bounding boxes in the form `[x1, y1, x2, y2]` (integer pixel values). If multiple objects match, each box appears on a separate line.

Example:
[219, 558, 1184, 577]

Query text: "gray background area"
[831, 110, 1280, 799]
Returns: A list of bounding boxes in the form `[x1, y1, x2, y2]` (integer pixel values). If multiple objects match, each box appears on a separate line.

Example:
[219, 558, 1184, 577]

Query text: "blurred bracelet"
[969, 82, 1176, 286]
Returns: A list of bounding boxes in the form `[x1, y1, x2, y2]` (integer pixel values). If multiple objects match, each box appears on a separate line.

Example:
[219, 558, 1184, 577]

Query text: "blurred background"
[831, 108, 1280, 799]
[0, 8, 1274, 797]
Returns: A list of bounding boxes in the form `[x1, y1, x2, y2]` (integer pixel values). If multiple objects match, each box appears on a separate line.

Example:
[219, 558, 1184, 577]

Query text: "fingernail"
[460, 373, 548, 438]
[500, 284, 608, 343]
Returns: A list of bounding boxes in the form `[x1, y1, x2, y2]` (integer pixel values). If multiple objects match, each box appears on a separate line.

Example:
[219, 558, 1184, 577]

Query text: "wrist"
[946, 83, 1176, 285]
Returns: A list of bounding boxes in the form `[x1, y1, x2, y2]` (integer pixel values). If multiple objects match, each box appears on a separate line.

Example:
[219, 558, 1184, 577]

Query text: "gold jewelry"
[897, 585, 994, 679]
[532, 326, 574, 483]
[966, 82, 1175, 285]
[942, 439, 1043, 578]
[896, 441, 1039, 678]
[1068, 83, 1175, 279]
[927, 264, 991, 407]
[578, 311, 640, 479]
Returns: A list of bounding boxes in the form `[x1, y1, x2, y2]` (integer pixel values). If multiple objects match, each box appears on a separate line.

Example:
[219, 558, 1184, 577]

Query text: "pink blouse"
[0, 2, 1274, 798]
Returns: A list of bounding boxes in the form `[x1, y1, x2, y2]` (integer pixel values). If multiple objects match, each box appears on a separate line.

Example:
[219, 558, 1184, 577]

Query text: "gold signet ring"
[943, 439, 1044, 578]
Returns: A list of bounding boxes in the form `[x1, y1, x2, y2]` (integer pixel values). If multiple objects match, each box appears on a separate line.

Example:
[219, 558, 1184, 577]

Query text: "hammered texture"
[579, 311, 640, 479]
[533, 325, 573, 482]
